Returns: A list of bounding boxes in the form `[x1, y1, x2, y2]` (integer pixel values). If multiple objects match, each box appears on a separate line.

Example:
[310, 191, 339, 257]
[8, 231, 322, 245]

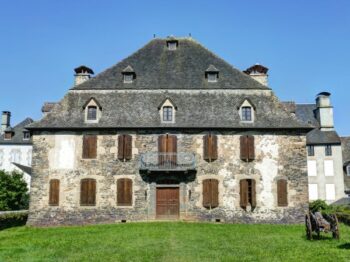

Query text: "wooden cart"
[305, 211, 339, 240]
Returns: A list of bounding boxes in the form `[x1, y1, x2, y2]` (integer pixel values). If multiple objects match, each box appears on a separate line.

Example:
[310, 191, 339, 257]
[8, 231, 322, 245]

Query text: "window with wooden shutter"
[277, 179, 288, 207]
[158, 134, 177, 166]
[80, 178, 96, 206]
[240, 135, 255, 162]
[82, 135, 97, 159]
[49, 179, 60, 206]
[118, 135, 132, 161]
[240, 179, 256, 210]
[202, 179, 219, 209]
[203, 134, 218, 162]
[117, 178, 133, 206]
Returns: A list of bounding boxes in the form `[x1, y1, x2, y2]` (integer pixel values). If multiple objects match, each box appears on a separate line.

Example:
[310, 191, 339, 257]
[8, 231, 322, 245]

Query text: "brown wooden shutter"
[240, 136, 248, 161]
[80, 179, 96, 206]
[158, 135, 167, 165]
[49, 179, 60, 206]
[167, 135, 177, 164]
[124, 135, 132, 160]
[251, 179, 256, 208]
[277, 179, 288, 207]
[118, 135, 124, 160]
[248, 136, 255, 161]
[202, 179, 211, 208]
[203, 134, 209, 161]
[211, 179, 219, 208]
[117, 178, 132, 206]
[83, 135, 97, 159]
[240, 179, 248, 208]
[211, 135, 218, 161]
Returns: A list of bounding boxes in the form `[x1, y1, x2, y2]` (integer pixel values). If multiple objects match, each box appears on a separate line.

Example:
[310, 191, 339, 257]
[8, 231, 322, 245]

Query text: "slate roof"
[295, 104, 319, 127]
[41, 102, 57, 113]
[341, 137, 350, 165]
[71, 38, 271, 91]
[0, 118, 33, 145]
[306, 129, 341, 145]
[12, 163, 32, 175]
[27, 37, 314, 130]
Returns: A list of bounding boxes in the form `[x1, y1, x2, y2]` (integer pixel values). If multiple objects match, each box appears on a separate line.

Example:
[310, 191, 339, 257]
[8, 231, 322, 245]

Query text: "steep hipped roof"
[306, 129, 341, 145]
[72, 38, 270, 90]
[0, 118, 33, 145]
[28, 91, 312, 130]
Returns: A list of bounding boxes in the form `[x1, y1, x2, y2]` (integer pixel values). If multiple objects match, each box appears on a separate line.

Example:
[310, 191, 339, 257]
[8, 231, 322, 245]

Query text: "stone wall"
[27, 130, 308, 226]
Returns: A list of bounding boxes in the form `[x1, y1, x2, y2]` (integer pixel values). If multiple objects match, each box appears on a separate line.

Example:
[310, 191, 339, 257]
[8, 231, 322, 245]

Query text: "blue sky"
[0, 0, 349, 135]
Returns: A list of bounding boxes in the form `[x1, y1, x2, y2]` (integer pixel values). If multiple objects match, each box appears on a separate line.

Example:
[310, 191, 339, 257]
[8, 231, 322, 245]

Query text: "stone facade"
[27, 130, 308, 226]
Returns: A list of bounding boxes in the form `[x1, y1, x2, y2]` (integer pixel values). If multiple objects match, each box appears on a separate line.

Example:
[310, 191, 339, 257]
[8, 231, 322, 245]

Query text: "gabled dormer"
[237, 98, 256, 123]
[166, 36, 178, 51]
[205, 65, 219, 83]
[158, 98, 177, 124]
[83, 97, 102, 123]
[122, 65, 136, 83]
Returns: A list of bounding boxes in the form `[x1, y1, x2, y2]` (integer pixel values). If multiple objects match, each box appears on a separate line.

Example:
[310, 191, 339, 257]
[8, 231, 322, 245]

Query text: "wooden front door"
[156, 187, 179, 219]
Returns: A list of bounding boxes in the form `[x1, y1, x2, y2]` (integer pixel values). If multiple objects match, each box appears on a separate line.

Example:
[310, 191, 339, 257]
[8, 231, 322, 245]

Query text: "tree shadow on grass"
[338, 243, 350, 249]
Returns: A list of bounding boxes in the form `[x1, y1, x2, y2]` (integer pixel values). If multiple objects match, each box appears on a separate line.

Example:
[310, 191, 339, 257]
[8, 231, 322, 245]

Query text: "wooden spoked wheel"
[332, 215, 340, 240]
[305, 213, 313, 240]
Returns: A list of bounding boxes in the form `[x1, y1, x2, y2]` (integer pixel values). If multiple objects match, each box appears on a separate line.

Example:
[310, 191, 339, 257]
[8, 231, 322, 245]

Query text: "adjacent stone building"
[341, 137, 350, 194]
[27, 37, 314, 226]
[0, 111, 33, 187]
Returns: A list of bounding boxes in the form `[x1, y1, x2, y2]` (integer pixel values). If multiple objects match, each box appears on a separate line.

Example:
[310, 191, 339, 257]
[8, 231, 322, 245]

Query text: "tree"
[0, 170, 29, 211]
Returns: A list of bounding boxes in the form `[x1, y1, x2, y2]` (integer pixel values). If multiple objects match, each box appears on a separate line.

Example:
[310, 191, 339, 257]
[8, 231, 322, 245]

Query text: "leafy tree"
[0, 170, 29, 211]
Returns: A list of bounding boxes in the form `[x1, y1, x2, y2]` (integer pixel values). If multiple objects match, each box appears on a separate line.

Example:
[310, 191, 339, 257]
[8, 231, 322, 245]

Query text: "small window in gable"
[158, 98, 177, 124]
[4, 131, 13, 140]
[83, 98, 101, 123]
[238, 99, 255, 122]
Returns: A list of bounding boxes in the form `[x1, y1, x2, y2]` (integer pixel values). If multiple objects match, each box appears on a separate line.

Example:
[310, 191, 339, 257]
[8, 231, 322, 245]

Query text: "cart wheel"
[332, 215, 340, 240]
[305, 213, 313, 240]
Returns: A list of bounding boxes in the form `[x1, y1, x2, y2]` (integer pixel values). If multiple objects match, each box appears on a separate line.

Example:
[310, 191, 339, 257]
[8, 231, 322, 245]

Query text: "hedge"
[0, 211, 28, 230]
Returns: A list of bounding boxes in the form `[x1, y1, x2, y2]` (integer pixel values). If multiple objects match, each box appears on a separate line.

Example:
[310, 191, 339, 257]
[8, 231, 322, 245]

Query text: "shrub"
[0, 211, 28, 230]
[309, 200, 331, 213]
[0, 170, 29, 211]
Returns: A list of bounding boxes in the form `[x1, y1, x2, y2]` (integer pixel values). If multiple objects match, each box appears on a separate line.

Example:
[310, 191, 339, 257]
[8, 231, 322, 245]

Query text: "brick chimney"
[243, 64, 269, 86]
[1, 111, 11, 134]
[74, 65, 94, 86]
[316, 92, 334, 131]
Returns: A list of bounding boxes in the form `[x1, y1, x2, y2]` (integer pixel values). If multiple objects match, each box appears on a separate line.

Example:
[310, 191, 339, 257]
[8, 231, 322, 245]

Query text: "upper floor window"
[240, 179, 256, 210]
[87, 106, 97, 120]
[241, 107, 252, 121]
[240, 135, 255, 162]
[163, 106, 173, 122]
[347, 165, 350, 176]
[23, 131, 30, 140]
[4, 131, 12, 140]
[82, 135, 97, 159]
[307, 145, 315, 156]
[325, 145, 332, 156]
[123, 74, 133, 83]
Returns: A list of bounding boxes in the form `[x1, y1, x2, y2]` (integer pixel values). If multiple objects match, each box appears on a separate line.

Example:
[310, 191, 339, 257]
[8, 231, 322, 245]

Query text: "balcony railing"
[139, 152, 196, 171]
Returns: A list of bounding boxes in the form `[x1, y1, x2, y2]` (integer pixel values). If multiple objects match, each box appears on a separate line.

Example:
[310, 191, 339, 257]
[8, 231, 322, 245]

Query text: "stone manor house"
[26, 37, 348, 226]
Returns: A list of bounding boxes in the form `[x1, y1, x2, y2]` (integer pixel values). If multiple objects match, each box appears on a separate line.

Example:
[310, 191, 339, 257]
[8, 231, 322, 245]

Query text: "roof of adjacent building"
[0, 118, 33, 145]
[341, 137, 350, 165]
[41, 102, 57, 113]
[27, 37, 314, 130]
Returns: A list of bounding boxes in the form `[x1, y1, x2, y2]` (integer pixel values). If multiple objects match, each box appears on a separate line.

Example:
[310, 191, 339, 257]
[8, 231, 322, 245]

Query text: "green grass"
[0, 222, 349, 262]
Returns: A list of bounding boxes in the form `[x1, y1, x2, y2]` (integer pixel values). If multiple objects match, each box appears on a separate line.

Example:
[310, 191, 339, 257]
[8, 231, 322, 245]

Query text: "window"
[307, 160, 317, 176]
[163, 106, 173, 122]
[277, 179, 288, 207]
[241, 107, 252, 121]
[87, 106, 97, 120]
[158, 134, 177, 165]
[118, 135, 132, 161]
[10, 150, 21, 163]
[207, 73, 218, 82]
[324, 160, 334, 176]
[82, 135, 97, 159]
[49, 179, 60, 206]
[4, 132, 12, 140]
[23, 131, 30, 140]
[240, 179, 256, 210]
[307, 145, 314, 156]
[167, 41, 177, 50]
[117, 178, 133, 206]
[240, 135, 255, 162]
[203, 133, 218, 162]
[308, 184, 318, 201]
[325, 184, 335, 201]
[325, 145, 332, 156]
[202, 179, 219, 209]
[123, 74, 133, 83]
[347, 165, 350, 176]
[80, 178, 96, 206]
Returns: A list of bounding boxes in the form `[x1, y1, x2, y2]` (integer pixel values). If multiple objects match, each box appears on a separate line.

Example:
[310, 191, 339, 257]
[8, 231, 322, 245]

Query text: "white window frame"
[307, 160, 317, 176]
[167, 41, 177, 51]
[309, 184, 318, 201]
[23, 131, 30, 140]
[84, 99, 101, 124]
[123, 74, 133, 83]
[324, 160, 334, 177]
[239, 100, 255, 123]
[159, 99, 176, 124]
[325, 184, 335, 201]
[207, 73, 218, 83]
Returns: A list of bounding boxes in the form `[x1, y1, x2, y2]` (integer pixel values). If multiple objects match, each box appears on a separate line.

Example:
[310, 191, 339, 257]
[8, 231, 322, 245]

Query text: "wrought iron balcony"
[139, 152, 196, 172]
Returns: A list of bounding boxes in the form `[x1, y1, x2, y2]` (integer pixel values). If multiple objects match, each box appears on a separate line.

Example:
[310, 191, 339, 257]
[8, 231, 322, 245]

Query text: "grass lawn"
[0, 222, 349, 262]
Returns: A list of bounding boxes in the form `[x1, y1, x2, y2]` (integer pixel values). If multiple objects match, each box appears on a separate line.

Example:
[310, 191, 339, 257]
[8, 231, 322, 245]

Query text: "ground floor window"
[49, 179, 60, 206]
[240, 179, 256, 210]
[277, 179, 288, 207]
[117, 178, 133, 206]
[202, 179, 219, 209]
[80, 178, 96, 206]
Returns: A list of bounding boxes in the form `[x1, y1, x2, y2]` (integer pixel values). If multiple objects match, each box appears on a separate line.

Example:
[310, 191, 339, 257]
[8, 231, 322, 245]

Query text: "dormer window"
[122, 65, 136, 83]
[166, 38, 178, 51]
[87, 106, 97, 120]
[158, 98, 177, 124]
[4, 131, 12, 140]
[83, 98, 102, 123]
[205, 65, 219, 83]
[238, 99, 255, 123]
[23, 131, 30, 140]
[163, 106, 173, 122]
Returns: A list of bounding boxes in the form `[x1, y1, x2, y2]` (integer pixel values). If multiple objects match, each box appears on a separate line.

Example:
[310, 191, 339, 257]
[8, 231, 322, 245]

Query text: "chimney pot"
[74, 65, 94, 86]
[244, 64, 269, 86]
[1, 111, 11, 134]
